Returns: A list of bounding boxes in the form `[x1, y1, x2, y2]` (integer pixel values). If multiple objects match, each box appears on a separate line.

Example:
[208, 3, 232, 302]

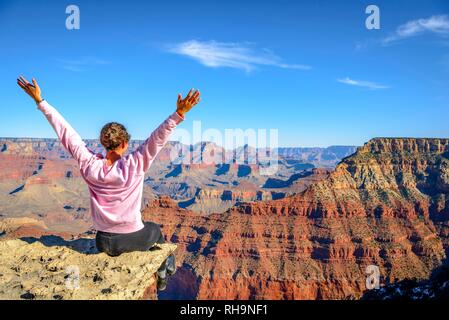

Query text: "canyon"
[144, 138, 449, 299]
[1, 137, 448, 299]
[0, 138, 353, 230]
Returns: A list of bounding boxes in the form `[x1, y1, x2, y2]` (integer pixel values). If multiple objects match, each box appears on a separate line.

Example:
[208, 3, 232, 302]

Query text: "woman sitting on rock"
[17, 76, 201, 290]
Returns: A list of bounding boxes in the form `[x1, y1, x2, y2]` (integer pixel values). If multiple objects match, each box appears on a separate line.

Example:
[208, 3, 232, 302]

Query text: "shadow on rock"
[20, 235, 98, 254]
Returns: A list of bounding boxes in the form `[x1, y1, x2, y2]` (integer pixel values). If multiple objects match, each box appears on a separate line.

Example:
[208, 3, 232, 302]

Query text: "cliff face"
[0, 239, 176, 300]
[142, 138, 449, 299]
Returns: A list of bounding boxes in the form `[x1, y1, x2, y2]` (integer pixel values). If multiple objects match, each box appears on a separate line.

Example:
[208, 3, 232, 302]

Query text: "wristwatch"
[36, 98, 45, 104]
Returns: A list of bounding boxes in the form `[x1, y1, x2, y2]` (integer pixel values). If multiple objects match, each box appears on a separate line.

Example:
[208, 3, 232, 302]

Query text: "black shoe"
[156, 274, 167, 291]
[166, 254, 176, 276]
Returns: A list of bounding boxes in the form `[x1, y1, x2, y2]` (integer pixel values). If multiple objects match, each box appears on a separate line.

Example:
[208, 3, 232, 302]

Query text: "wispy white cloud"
[58, 57, 110, 72]
[166, 40, 311, 72]
[383, 15, 449, 44]
[337, 77, 389, 90]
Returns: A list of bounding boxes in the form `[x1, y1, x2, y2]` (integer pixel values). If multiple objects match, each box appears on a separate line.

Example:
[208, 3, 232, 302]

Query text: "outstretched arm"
[129, 88, 201, 173]
[17, 76, 93, 167]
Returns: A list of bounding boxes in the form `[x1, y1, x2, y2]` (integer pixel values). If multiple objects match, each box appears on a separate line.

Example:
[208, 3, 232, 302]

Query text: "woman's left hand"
[176, 88, 201, 117]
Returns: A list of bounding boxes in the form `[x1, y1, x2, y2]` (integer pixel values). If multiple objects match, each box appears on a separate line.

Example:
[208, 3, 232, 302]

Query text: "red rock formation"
[143, 138, 449, 299]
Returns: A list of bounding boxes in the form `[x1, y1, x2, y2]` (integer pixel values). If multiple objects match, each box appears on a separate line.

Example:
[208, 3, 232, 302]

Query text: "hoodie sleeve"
[37, 100, 93, 168]
[128, 111, 184, 174]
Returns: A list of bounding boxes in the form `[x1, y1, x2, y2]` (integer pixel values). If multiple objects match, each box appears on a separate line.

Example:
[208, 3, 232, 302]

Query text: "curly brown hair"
[100, 122, 131, 151]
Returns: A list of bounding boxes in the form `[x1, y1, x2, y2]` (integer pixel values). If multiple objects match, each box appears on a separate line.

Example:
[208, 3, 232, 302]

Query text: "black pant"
[95, 221, 165, 257]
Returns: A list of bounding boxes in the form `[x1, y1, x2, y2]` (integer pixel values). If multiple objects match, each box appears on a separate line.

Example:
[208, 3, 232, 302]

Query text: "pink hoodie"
[37, 100, 184, 234]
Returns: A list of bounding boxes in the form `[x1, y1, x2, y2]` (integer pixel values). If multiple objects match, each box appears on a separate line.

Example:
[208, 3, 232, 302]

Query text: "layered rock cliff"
[142, 138, 449, 299]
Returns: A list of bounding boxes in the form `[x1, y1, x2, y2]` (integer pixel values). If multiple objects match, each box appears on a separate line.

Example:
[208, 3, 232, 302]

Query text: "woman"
[17, 76, 201, 290]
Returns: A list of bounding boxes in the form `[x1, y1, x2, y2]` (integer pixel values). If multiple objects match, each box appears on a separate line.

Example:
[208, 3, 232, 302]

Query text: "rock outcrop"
[0, 239, 176, 300]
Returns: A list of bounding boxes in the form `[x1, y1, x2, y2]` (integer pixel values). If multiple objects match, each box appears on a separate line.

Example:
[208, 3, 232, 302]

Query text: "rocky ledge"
[0, 239, 176, 300]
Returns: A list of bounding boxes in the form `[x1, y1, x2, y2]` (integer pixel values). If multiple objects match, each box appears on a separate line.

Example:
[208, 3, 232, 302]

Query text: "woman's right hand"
[17, 76, 42, 104]
[176, 88, 201, 117]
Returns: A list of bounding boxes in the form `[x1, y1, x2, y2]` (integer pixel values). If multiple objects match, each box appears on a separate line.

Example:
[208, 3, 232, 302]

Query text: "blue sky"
[0, 0, 448, 147]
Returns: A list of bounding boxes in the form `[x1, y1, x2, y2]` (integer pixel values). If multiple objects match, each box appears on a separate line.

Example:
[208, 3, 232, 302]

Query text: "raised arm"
[17, 76, 93, 167]
[129, 88, 201, 173]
